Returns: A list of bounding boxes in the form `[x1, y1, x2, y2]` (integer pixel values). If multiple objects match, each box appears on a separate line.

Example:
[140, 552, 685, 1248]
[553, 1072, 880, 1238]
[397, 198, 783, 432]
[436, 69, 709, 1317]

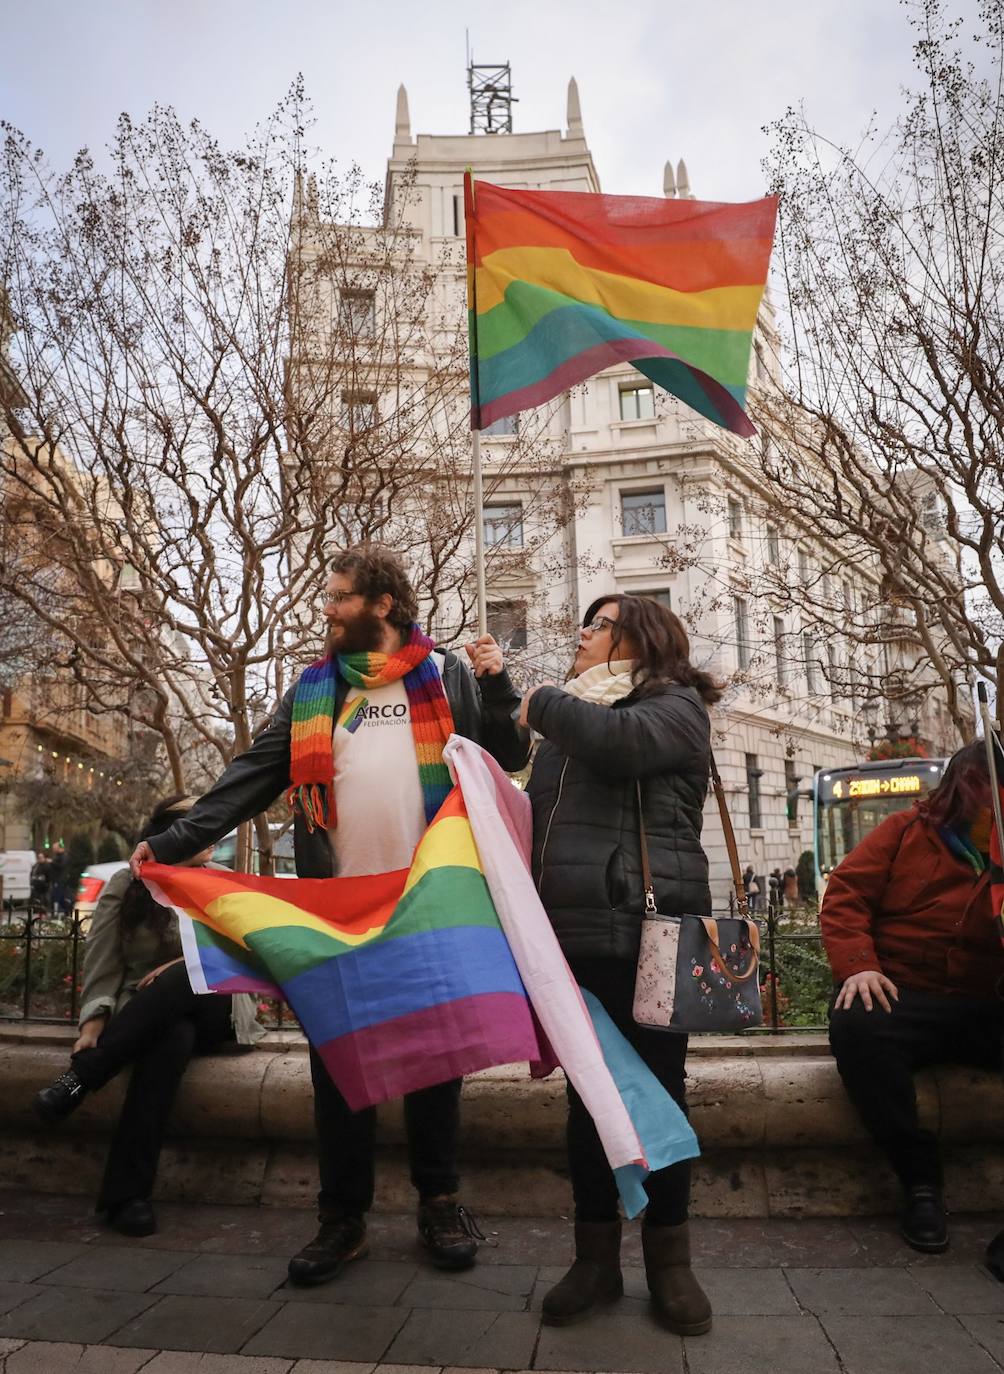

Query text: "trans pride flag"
[144, 740, 699, 1217]
[465, 174, 777, 437]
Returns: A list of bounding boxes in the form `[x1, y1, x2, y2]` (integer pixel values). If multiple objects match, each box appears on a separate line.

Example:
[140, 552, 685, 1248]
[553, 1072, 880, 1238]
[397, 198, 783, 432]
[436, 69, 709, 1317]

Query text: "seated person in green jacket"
[33, 795, 262, 1236]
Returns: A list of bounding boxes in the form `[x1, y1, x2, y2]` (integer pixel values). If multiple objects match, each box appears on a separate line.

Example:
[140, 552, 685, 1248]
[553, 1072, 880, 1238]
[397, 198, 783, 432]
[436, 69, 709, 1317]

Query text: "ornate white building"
[299, 78, 966, 902]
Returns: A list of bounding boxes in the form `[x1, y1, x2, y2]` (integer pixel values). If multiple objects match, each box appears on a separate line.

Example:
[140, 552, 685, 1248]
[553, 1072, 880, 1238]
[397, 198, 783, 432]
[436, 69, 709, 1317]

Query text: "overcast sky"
[2, 0, 989, 203]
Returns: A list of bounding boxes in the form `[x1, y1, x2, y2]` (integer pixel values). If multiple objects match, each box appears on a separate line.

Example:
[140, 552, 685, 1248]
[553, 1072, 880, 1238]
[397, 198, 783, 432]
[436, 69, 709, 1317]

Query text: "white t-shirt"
[329, 654, 445, 877]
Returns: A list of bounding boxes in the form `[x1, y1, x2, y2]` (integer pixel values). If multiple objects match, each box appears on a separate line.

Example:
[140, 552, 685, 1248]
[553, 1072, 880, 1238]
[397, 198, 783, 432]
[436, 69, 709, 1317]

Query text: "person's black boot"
[33, 1069, 89, 1124]
[287, 1214, 369, 1286]
[642, 1221, 713, 1336]
[985, 1229, 1004, 1280]
[541, 1220, 623, 1326]
[417, 1197, 482, 1270]
[900, 1185, 949, 1254]
[107, 1199, 156, 1237]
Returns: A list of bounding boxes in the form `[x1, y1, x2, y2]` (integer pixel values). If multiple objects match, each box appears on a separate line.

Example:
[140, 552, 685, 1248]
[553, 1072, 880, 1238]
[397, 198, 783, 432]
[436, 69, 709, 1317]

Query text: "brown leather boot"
[642, 1221, 712, 1335]
[541, 1220, 623, 1326]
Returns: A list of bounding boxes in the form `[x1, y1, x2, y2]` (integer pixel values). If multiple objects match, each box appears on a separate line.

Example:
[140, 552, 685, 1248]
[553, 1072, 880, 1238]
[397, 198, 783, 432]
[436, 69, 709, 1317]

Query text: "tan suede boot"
[642, 1221, 712, 1335]
[541, 1220, 623, 1326]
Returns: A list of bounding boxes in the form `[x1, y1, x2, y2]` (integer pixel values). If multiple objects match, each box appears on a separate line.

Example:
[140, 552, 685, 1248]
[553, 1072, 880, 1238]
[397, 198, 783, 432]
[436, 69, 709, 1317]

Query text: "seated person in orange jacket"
[820, 741, 1003, 1255]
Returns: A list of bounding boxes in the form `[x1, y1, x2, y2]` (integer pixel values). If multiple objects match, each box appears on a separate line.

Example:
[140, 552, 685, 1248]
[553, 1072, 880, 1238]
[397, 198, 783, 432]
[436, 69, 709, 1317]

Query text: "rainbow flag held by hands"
[142, 788, 542, 1110]
[144, 743, 700, 1217]
[465, 175, 777, 437]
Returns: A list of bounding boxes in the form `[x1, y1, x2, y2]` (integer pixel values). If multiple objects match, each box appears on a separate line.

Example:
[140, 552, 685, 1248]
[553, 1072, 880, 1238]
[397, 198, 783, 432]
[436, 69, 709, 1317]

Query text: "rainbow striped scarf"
[288, 624, 455, 831]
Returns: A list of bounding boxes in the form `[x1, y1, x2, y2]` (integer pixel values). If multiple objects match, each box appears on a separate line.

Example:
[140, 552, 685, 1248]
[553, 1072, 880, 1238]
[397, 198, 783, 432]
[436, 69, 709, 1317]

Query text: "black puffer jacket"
[526, 682, 712, 964]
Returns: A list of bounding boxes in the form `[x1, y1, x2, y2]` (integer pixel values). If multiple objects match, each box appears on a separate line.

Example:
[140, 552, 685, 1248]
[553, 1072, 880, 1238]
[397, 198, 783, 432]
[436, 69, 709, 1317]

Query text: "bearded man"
[130, 544, 530, 1282]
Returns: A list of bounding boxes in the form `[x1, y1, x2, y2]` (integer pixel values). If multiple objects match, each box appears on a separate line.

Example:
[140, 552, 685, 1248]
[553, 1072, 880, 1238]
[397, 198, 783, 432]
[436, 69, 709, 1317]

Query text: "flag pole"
[465, 168, 488, 638]
[978, 682, 1004, 938]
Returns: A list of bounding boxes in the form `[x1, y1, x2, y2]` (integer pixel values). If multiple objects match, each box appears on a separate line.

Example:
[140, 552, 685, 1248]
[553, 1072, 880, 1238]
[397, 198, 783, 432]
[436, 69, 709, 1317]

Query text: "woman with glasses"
[521, 594, 723, 1335]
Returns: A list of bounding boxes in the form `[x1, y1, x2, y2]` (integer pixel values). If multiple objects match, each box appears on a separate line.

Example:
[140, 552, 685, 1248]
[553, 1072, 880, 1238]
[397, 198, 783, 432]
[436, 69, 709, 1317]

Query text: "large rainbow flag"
[143, 787, 542, 1110]
[143, 740, 700, 1217]
[464, 174, 778, 437]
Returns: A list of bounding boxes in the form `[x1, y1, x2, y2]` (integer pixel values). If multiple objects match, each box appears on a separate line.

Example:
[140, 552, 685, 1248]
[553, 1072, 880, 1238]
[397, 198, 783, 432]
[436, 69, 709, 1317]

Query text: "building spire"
[676, 158, 693, 199]
[395, 84, 412, 142]
[663, 161, 677, 198]
[566, 77, 583, 136]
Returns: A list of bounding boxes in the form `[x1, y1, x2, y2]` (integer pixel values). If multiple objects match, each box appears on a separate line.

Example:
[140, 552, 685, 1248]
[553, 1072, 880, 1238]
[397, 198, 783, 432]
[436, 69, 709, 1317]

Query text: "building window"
[767, 526, 780, 564]
[746, 753, 763, 829]
[621, 488, 666, 537]
[798, 548, 810, 583]
[728, 497, 743, 541]
[486, 599, 527, 651]
[483, 414, 517, 437]
[754, 342, 770, 384]
[338, 289, 376, 337]
[482, 502, 523, 549]
[785, 758, 800, 824]
[340, 390, 377, 432]
[452, 193, 462, 238]
[619, 384, 655, 421]
[734, 596, 751, 671]
[802, 630, 818, 693]
[628, 588, 672, 610]
[773, 615, 786, 687]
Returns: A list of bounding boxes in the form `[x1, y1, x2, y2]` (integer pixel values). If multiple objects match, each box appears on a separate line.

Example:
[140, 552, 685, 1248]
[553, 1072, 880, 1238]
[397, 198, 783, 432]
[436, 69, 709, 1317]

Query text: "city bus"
[813, 756, 947, 891]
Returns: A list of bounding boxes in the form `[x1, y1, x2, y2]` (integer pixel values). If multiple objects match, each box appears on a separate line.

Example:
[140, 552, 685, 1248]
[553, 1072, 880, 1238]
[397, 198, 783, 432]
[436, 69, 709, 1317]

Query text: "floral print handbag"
[632, 760, 763, 1033]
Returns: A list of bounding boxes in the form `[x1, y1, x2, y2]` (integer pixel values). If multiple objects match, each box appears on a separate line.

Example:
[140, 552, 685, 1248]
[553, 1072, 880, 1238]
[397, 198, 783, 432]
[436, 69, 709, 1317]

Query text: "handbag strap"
[636, 750, 750, 919]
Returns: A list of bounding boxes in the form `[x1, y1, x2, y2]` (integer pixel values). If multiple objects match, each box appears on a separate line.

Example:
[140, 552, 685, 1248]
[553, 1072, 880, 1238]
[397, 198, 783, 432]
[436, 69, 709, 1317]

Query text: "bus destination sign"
[828, 774, 925, 801]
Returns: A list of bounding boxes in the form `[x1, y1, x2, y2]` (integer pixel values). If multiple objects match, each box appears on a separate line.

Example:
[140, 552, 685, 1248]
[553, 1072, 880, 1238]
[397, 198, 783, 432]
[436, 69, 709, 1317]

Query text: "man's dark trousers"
[309, 1045, 461, 1216]
[829, 984, 1003, 1188]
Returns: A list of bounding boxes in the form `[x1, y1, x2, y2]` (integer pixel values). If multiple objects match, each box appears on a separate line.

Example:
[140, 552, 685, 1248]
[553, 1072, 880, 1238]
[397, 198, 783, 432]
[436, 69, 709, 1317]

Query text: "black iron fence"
[1, 896, 831, 1032]
[0, 900, 293, 1030]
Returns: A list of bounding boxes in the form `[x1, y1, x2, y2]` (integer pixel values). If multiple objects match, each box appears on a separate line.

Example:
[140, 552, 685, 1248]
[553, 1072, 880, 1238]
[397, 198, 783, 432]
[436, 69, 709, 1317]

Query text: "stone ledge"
[2, 1032, 1002, 1217]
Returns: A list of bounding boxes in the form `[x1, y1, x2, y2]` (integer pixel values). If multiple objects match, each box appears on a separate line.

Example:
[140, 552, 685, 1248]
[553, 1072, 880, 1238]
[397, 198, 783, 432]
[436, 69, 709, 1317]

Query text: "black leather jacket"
[526, 682, 712, 963]
[149, 652, 530, 877]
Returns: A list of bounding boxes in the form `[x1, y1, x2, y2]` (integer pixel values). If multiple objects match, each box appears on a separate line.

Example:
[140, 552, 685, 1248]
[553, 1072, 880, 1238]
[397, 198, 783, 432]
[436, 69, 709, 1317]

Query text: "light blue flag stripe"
[581, 989, 701, 1219]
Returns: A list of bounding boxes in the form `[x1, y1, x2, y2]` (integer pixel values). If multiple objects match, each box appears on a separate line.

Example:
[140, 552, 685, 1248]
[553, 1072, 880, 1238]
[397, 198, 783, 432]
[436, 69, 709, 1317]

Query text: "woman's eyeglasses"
[585, 615, 617, 634]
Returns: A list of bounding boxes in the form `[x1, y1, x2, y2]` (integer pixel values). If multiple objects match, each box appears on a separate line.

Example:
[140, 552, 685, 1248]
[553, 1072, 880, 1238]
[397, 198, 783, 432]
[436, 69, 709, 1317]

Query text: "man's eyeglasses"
[323, 589, 360, 607]
[585, 615, 617, 634]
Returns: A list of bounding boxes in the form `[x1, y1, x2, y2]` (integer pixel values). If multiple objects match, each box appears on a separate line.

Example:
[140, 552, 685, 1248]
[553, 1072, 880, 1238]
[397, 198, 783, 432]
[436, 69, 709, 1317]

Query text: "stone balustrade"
[2, 1025, 1002, 1217]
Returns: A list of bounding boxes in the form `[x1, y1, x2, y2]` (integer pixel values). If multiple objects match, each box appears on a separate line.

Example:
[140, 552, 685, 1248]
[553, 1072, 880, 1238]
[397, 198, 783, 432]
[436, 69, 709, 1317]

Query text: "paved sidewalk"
[2, 1193, 1004, 1372]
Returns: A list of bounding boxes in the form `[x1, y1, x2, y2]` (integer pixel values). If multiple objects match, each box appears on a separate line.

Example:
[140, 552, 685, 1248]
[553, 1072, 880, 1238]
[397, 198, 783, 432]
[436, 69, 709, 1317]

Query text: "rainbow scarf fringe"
[288, 624, 455, 831]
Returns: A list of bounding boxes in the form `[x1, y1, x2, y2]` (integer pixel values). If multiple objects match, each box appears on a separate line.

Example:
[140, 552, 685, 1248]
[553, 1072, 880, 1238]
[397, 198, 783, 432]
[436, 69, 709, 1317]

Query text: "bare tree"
[742, 0, 1004, 736]
[0, 85, 576, 860]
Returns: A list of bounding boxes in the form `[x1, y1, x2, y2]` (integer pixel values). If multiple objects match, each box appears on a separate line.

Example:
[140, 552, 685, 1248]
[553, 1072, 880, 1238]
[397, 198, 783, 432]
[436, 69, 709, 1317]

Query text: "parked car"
[74, 827, 296, 917]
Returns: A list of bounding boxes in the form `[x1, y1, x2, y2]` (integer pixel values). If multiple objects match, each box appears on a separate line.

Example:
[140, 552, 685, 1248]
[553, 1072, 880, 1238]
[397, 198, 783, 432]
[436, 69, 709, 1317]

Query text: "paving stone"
[822, 1313, 1000, 1372]
[0, 1338, 25, 1355]
[152, 1253, 292, 1300]
[0, 1241, 89, 1282]
[959, 1315, 1004, 1364]
[4, 1343, 159, 1373]
[384, 1309, 539, 1368]
[687, 1216, 869, 1268]
[0, 1287, 157, 1345]
[784, 1265, 939, 1314]
[690, 1267, 800, 1315]
[41, 1245, 192, 1292]
[683, 1314, 840, 1374]
[535, 1312, 683, 1373]
[0, 1283, 42, 1319]
[141, 1351, 295, 1372]
[106, 1295, 281, 1353]
[244, 1304, 407, 1362]
[847, 1214, 1004, 1267]
[286, 1362, 376, 1374]
[277, 1262, 417, 1306]
[907, 1264, 1004, 1314]
[397, 1264, 537, 1311]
